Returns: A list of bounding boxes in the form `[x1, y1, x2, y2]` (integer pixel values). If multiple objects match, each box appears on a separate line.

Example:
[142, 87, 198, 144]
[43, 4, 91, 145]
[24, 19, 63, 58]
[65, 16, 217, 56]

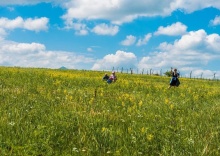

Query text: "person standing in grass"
[107, 71, 117, 84]
[169, 67, 180, 88]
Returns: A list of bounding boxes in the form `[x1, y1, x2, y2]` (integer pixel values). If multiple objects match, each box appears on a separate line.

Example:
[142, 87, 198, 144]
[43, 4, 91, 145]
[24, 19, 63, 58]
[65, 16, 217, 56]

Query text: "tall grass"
[0, 67, 220, 155]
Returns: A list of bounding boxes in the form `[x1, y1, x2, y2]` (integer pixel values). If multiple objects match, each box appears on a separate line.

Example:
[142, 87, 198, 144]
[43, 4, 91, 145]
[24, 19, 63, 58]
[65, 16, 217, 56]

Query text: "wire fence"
[105, 67, 220, 81]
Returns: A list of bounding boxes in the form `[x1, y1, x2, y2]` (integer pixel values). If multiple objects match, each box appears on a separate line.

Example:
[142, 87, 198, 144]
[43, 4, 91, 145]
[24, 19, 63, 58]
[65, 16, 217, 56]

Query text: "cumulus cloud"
[92, 23, 119, 36]
[136, 33, 152, 46]
[170, 0, 220, 13]
[1, 42, 46, 54]
[0, 28, 7, 40]
[59, 0, 220, 36]
[3, 0, 220, 38]
[63, 20, 89, 35]
[210, 16, 220, 26]
[0, 17, 49, 32]
[2, 0, 220, 25]
[0, 17, 23, 30]
[23, 17, 49, 32]
[138, 29, 220, 77]
[60, 0, 220, 26]
[121, 35, 136, 46]
[0, 40, 95, 69]
[61, 0, 174, 25]
[154, 22, 187, 36]
[92, 50, 137, 70]
[121, 34, 152, 46]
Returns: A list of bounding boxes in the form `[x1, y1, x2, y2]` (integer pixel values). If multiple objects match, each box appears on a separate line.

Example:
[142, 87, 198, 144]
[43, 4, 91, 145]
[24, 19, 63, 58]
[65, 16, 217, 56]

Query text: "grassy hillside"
[0, 67, 220, 155]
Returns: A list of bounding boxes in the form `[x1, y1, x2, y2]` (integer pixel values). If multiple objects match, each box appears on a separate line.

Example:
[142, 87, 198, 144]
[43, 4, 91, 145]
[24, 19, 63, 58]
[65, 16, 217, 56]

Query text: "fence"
[107, 67, 220, 81]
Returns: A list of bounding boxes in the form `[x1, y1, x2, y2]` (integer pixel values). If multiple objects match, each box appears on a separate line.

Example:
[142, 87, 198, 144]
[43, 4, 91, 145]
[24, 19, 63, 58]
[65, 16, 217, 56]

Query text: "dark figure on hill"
[169, 67, 180, 88]
[103, 73, 109, 81]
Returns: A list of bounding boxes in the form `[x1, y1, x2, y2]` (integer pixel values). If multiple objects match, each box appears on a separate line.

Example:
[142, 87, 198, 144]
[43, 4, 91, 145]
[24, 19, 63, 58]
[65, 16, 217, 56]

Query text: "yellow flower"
[193, 95, 199, 101]
[68, 95, 73, 101]
[89, 98, 94, 104]
[102, 127, 106, 132]
[165, 98, 169, 104]
[139, 100, 143, 107]
[115, 150, 120, 155]
[147, 134, 154, 141]
[141, 127, 146, 134]
[127, 107, 132, 113]
[64, 89, 67, 94]
[170, 104, 174, 110]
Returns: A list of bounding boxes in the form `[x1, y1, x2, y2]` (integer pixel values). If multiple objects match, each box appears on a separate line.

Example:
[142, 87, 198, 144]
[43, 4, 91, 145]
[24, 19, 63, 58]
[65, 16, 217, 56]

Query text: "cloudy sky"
[0, 0, 220, 78]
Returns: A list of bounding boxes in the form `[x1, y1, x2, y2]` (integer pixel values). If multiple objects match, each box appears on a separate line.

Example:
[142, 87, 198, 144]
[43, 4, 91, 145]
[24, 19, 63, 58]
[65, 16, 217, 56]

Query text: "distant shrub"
[164, 70, 172, 77]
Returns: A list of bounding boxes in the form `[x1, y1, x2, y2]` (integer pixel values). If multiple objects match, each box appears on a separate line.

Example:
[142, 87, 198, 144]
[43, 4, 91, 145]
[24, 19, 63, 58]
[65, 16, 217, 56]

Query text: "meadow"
[0, 66, 220, 156]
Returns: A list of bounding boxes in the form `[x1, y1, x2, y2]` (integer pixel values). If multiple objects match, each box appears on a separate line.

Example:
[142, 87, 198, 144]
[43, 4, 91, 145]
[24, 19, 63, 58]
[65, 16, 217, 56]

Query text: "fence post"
[130, 68, 133, 74]
[190, 71, 192, 79]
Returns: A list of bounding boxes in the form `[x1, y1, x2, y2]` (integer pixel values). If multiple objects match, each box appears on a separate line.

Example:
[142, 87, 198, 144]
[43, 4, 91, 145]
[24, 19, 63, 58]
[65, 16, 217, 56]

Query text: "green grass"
[0, 67, 220, 155]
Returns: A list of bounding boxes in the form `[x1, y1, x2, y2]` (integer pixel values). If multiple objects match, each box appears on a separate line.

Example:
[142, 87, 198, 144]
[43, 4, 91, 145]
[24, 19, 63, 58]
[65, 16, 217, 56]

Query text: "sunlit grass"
[0, 67, 220, 155]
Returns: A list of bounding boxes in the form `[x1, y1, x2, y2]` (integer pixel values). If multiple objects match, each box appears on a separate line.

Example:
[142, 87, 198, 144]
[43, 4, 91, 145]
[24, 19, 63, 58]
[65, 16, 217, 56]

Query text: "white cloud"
[0, 40, 95, 69]
[136, 33, 152, 46]
[170, 29, 220, 53]
[210, 16, 220, 26]
[206, 33, 220, 52]
[0, 17, 49, 32]
[0, 28, 7, 40]
[23, 17, 49, 32]
[87, 47, 93, 52]
[92, 50, 137, 70]
[154, 22, 187, 36]
[64, 20, 89, 35]
[138, 29, 220, 77]
[61, 0, 174, 25]
[172, 29, 207, 50]
[65, 21, 119, 36]
[170, 0, 220, 13]
[59, 0, 218, 36]
[2, 0, 220, 25]
[61, 0, 220, 26]
[0, 17, 23, 30]
[1, 42, 45, 54]
[92, 23, 119, 36]
[121, 35, 136, 46]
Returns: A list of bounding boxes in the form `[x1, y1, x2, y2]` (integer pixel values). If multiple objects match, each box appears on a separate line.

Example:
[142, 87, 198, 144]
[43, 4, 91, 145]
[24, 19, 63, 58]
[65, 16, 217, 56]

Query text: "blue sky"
[0, 0, 220, 78]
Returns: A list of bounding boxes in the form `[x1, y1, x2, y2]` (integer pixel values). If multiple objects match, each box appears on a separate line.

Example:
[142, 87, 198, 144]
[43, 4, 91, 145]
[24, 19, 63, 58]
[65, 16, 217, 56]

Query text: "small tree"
[164, 70, 172, 77]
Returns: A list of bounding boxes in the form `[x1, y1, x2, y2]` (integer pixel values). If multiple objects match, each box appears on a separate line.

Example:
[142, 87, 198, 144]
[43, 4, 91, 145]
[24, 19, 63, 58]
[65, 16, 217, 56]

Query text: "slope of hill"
[0, 66, 220, 155]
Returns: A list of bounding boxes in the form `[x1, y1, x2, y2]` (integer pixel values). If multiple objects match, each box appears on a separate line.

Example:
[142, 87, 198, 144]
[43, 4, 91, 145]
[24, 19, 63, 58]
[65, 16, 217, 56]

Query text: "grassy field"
[0, 67, 220, 156]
